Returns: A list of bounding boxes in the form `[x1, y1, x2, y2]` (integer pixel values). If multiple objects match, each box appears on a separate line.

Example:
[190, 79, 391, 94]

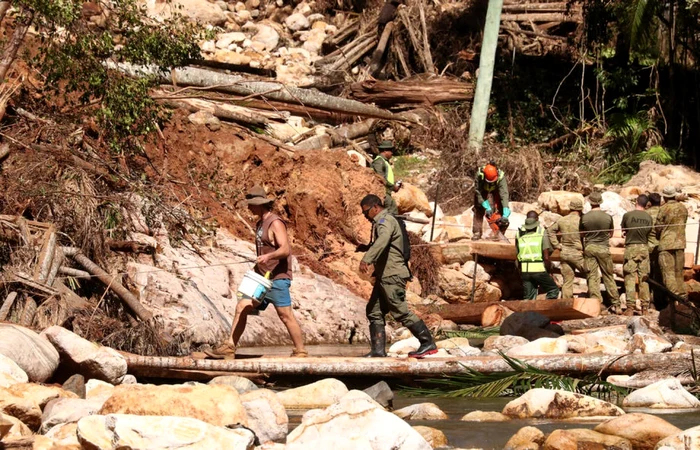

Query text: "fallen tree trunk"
[295, 119, 375, 149]
[349, 78, 474, 107]
[502, 3, 573, 12]
[66, 249, 154, 323]
[109, 63, 410, 122]
[500, 12, 582, 22]
[123, 352, 698, 378]
[429, 297, 601, 324]
[159, 97, 285, 126]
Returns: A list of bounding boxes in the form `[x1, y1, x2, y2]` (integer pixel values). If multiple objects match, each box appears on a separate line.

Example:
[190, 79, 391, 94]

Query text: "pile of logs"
[0, 215, 159, 333]
[499, 0, 581, 55]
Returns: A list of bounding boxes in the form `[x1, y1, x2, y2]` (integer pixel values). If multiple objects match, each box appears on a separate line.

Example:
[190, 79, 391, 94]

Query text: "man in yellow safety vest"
[516, 211, 560, 300]
[371, 140, 402, 215]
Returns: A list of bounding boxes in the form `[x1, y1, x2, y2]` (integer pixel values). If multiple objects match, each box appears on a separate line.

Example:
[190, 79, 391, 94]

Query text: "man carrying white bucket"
[205, 186, 308, 359]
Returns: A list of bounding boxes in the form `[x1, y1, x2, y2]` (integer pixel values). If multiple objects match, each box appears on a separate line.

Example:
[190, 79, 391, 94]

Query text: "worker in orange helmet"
[473, 162, 510, 240]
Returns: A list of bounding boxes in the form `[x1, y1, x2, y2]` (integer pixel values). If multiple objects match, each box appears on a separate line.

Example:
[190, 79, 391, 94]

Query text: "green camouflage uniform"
[646, 205, 662, 303]
[371, 155, 398, 215]
[548, 212, 586, 299]
[620, 210, 653, 309]
[656, 200, 688, 300]
[580, 209, 620, 305]
[362, 209, 419, 327]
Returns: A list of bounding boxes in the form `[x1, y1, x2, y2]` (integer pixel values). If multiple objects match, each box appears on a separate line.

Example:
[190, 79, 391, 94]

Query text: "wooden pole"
[429, 184, 440, 242]
[123, 352, 698, 378]
[471, 253, 479, 303]
[467, 0, 504, 153]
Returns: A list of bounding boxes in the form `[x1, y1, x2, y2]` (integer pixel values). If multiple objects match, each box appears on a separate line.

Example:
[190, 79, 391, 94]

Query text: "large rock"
[461, 261, 491, 282]
[655, 425, 700, 450]
[40, 397, 105, 434]
[240, 388, 287, 443]
[0, 412, 32, 439]
[622, 378, 700, 408]
[363, 381, 393, 409]
[394, 183, 433, 217]
[460, 411, 510, 422]
[630, 332, 673, 353]
[393, 403, 447, 421]
[436, 337, 481, 356]
[0, 354, 28, 387]
[543, 428, 632, 450]
[0, 324, 59, 382]
[438, 267, 502, 303]
[285, 13, 309, 30]
[76, 414, 255, 449]
[0, 386, 42, 430]
[504, 426, 545, 450]
[276, 378, 348, 410]
[506, 337, 568, 357]
[286, 390, 431, 450]
[208, 375, 259, 394]
[388, 337, 419, 355]
[44, 423, 81, 448]
[538, 191, 585, 215]
[8, 383, 77, 409]
[145, 0, 227, 25]
[85, 379, 114, 402]
[128, 230, 369, 347]
[41, 326, 126, 384]
[483, 335, 529, 352]
[502, 389, 624, 419]
[412, 426, 448, 449]
[593, 413, 681, 450]
[252, 23, 280, 51]
[99, 383, 248, 428]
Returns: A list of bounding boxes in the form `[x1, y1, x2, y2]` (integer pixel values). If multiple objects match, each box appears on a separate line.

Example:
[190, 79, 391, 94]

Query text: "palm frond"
[442, 327, 500, 340]
[401, 353, 631, 403]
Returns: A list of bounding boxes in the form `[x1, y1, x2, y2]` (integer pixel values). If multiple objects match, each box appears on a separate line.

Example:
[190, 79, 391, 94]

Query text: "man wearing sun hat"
[580, 191, 621, 313]
[655, 186, 689, 301]
[206, 185, 307, 359]
[516, 211, 559, 300]
[371, 140, 402, 215]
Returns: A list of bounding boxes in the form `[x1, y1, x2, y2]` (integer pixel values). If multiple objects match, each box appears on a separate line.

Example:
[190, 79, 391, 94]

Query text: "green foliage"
[401, 353, 631, 402]
[441, 328, 501, 340]
[24, 0, 205, 154]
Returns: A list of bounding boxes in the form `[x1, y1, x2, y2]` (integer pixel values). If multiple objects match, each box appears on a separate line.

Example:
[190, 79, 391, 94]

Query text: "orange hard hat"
[483, 164, 498, 183]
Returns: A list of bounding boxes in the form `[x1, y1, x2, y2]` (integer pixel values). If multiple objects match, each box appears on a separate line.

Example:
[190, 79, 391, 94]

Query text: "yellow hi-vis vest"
[374, 155, 394, 184]
[517, 226, 546, 272]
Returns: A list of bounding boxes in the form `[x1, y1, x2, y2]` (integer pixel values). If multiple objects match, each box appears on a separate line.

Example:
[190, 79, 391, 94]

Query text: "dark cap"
[377, 140, 394, 150]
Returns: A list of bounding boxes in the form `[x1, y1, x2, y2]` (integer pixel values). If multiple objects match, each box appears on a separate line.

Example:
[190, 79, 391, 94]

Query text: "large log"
[123, 352, 698, 378]
[426, 297, 601, 324]
[349, 78, 474, 107]
[500, 12, 582, 22]
[437, 241, 695, 267]
[110, 63, 409, 122]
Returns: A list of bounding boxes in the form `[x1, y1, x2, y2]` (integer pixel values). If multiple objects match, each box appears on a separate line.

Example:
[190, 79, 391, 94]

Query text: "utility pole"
[467, 0, 504, 153]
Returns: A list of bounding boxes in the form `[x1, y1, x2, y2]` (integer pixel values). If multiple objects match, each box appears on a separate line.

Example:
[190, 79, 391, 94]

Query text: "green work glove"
[481, 200, 492, 212]
[503, 207, 511, 218]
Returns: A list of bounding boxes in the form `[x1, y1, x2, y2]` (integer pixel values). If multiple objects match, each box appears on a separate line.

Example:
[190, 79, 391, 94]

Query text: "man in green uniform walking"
[655, 186, 689, 301]
[371, 141, 401, 215]
[621, 195, 653, 314]
[580, 191, 621, 313]
[516, 211, 559, 300]
[548, 198, 587, 299]
[359, 194, 437, 358]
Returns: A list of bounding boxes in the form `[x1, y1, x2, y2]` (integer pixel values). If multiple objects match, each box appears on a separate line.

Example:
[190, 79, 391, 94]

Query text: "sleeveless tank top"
[255, 213, 293, 280]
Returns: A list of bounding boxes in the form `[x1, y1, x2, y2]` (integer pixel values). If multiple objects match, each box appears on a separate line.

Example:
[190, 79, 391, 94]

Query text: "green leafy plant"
[23, 0, 206, 154]
[401, 353, 630, 403]
[442, 328, 501, 340]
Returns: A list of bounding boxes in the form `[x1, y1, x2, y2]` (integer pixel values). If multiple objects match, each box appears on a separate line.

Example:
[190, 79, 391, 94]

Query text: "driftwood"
[349, 78, 474, 107]
[110, 63, 411, 123]
[13, 272, 58, 297]
[369, 22, 394, 76]
[66, 249, 154, 323]
[0, 292, 17, 321]
[327, 35, 378, 72]
[294, 119, 375, 150]
[501, 13, 582, 22]
[124, 352, 699, 378]
[19, 296, 36, 327]
[160, 97, 285, 127]
[58, 266, 91, 279]
[425, 298, 601, 324]
[107, 239, 156, 255]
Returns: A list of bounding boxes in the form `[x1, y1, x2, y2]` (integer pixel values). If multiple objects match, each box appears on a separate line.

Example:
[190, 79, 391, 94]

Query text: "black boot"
[364, 323, 387, 357]
[407, 320, 438, 358]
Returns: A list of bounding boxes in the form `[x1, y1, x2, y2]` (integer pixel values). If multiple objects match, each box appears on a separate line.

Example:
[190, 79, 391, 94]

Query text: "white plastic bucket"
[237, 270, 273, 301]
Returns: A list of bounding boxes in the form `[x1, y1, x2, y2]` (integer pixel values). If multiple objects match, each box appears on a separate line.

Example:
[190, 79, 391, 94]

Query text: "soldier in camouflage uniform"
[655, 186, 689, 300]
[548, 198, 587, 299]
[371, 141, 401, 215]
[621, 195, 653, 314]
[580, 191, 622, 313]
[646, 193, 663, 308]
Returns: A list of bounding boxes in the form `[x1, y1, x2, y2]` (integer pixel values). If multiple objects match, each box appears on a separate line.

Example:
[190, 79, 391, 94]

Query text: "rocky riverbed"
[1, 322, 700, 449]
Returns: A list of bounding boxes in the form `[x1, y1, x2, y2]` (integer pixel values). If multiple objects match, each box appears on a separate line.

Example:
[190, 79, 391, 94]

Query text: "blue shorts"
[255, 279, 292, 311]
